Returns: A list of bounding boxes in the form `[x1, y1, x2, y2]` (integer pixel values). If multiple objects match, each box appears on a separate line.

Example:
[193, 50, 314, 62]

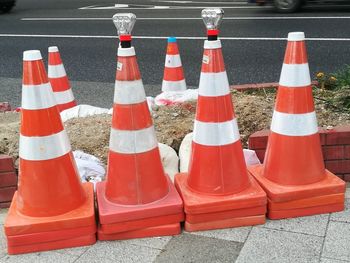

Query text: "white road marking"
[21, 16, 350, 21]
[78, 4, 268, 9]
[1, 34, 350, 41]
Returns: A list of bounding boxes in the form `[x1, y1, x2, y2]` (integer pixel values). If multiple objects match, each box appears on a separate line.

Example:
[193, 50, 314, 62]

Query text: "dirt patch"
[1, 88, 349, 166]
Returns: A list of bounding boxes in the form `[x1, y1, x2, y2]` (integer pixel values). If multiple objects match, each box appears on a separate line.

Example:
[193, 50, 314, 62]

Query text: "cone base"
[4, 183, 95, 236]
[184, 215, 266, 232]
[186, 205, 266, 224]
[174, 173, 267, 215]
[268, 201, 344, 220]
[7, 224, 96, 247]
[97, 176, 183, 225]
[97, 223, 181, 241]
[100, 212, 184, 234]
[268, 193, 344, 211]
[7, 234, 96, 255]
[248, 165, 346, 202]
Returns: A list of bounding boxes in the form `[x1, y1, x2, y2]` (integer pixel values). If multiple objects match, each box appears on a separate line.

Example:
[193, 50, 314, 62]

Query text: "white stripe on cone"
[48, 64, 67, 79]
[279, 63, 311, 87]
[198, 71, 230, 97]
[193, 119, 240, 146]
[270, 110, 318, 136]
[54, 89, 75, 104]
[114, 79, 146, 104]
[117, 47, 136, 57]
[109, 126, 158, 154]
[19, 130, 71, 160]
[22, 83, 56, 110]
[204, 40, 222, 49]
[162, 79, 187, 92]
[165, 54, 182, 68]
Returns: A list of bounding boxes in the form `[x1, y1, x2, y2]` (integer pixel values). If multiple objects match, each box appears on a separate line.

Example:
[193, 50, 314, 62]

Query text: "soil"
[1, 88, 350, 166]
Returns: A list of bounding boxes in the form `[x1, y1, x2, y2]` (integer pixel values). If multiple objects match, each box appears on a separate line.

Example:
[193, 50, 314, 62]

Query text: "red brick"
[345, 146, 350, 159]
[254, 149, 266, 163]
[343, 174, 350, 182]
[319, 128, 327, 146]
[0, 155, 15, 173]
[248, 130, 270, 150]
[0, 201, 11, 208]
[322, 145, 345, 160]
[0, 186, 16, 202]
[326, 125, 350, 145]
[0, 172, 17, 187]
[325, 160, 350, 174]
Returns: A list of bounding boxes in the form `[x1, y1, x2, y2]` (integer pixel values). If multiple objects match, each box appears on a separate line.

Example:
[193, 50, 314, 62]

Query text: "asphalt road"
[1, 0, 350, 107]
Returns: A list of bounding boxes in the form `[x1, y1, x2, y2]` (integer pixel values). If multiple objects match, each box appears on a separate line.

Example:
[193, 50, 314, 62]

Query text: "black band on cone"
[121, 41, 131, 48]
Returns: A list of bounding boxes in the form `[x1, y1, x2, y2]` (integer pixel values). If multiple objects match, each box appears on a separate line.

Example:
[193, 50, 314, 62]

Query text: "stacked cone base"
[175, 173, 267, 232]
[98, 223, 181, 241]
[248, 165, 346, 219]
[96, 176, 183, 240]
[4, 183, 96, 254]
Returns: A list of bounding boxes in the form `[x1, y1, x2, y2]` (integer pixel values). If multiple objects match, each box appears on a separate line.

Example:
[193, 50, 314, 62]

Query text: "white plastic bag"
[73, 150, 106, 188]
[155, 89, 198, 106]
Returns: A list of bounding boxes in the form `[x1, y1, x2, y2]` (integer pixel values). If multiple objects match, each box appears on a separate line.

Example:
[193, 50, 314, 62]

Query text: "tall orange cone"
[161, 37, 187, 92]
[248, 32, 345, 219]
[96, 13, 183, 241]
[174, 8, 266, 232]
[4, 50, 96, 254]
[48, 46, 77, 112]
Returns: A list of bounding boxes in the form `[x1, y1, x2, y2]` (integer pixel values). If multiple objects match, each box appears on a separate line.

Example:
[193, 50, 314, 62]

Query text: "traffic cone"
[174, 8, 266, 232]
[4, 50, 96, 254]
[96, 13, 183, 240]
[248, 32, 345, 219]
[161, 37, 187, 92]
[48, 46, 77, 112]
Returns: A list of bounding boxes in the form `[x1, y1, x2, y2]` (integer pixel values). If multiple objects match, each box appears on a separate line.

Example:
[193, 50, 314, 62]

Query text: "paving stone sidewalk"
[0, 184, 349, 263]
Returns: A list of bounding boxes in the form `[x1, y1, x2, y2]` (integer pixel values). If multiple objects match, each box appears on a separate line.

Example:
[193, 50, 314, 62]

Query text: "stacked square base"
[174, 173, 267, 232]
[0, 155, 17, 208]
[248, 165, 346, 219]
[4, 183, 96, 254]
[96, 176, 184, 240]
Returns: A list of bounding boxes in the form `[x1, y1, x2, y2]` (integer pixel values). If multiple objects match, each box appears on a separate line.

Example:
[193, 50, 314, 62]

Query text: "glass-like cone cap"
[112, 13, 136, 36]
[201, 8, 224, 30]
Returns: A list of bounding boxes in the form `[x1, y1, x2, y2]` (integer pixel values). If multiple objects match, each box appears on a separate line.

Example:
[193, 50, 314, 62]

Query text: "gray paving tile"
[119, 236, 172, 249]
[331, 198, 350, 223]
[0, 210, 8, 226]
[55, 245, 90, 257]
[0, 227, 6, 259]
[323, 221, 350, 261]
[154, 233, 243, 263]
[260, 214, 329, 236]
[236, 227, 323, 263]
[0, 251, 78, 263]
[320, 257, 350, 263]
[77, 240, 162, 263]
[189, 226, 251, 242]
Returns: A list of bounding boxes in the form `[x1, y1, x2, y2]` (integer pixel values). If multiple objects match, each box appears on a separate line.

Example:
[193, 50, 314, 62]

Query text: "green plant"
[334, 65, 350, 89]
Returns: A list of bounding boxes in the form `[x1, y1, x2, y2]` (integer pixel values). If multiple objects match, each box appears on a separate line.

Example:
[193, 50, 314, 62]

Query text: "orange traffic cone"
[96, 13, 183, 240]
[174, 8, 266, 232]
[4, 50, 96, 254]
[48, 46, 77, 112]
[161, 37, 187, 92]
[248, 32, 345, 219]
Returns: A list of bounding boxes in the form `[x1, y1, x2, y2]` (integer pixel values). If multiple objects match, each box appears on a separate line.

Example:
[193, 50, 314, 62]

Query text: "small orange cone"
[96, 13, 183, 240]
[48, 46, 77, 112]
[161, 37, 187, 92]
[174, 8, 266, 232]
[248, 32, 345, 219]
[4, 50, 96, 254]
